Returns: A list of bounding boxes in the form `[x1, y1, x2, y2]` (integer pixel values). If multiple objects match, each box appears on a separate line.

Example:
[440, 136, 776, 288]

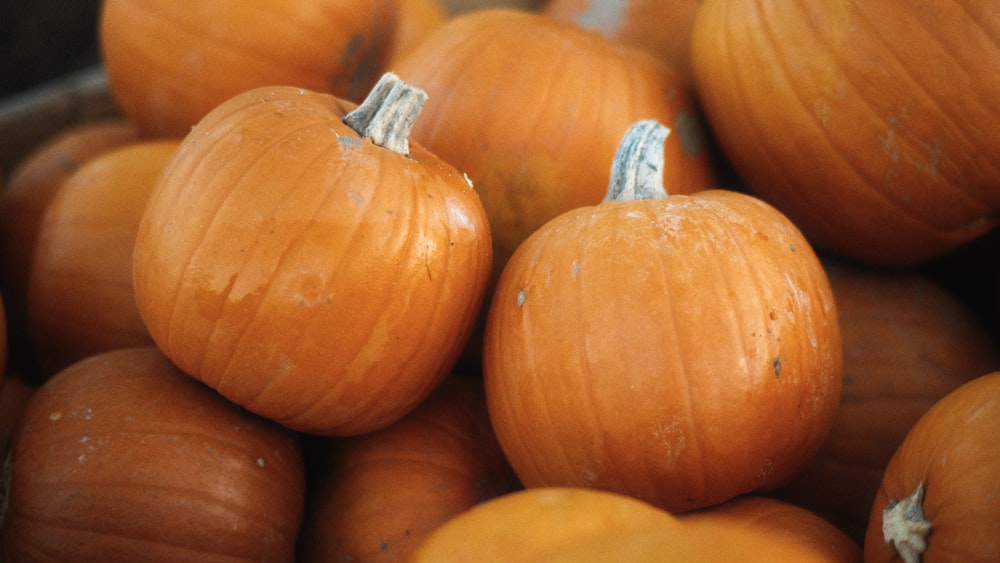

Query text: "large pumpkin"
[99, 0, 398, 136]
[133, 74, 493, 436]
[26, 140, 179, 376]
[0, 347, 305, 562]
[410, 487, 860, 562]
[864, 371, 1000, 562]
[393, 8, 715, 278]
[772, 260, 1000, 543]
[483, 121, 842, 512]
[690, 0, 1000, 266]
[297, 376, 520, 562]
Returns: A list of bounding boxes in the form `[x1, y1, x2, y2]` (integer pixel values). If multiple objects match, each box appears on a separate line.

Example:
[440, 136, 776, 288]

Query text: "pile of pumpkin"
[0, 0, 998, 561]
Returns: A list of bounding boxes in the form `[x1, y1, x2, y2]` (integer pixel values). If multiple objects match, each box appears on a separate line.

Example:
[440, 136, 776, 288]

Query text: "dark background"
[0, 0, 103, 98]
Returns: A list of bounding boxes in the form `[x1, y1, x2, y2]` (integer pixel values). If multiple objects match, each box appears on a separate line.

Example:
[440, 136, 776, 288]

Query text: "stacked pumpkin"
[0, 0, 997, 561]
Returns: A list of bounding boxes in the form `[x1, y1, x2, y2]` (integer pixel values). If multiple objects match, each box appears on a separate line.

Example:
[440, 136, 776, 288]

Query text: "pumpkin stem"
[881, 482, 932, 563]
[343, 72, 427, 157]
[603, 119, 672, 202]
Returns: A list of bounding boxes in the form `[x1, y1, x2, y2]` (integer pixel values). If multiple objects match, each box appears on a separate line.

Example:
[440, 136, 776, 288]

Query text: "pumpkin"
[133, 73, 493, 436]
[392, 8, 715, 280]
[864, 371, 1000, 562]
[297, 375, 520, 562]
[690, 0, 1000, 266]
[387, 0, 448, 65]
[0, 120, 139, 376]
[99, 0, 399, 137]
[772, 260, 1000, 543]
[410, 487, 860, 562]
[541, 0, 702, 88]
[482, 120, 842, 512]
[0, 346, 305, 562]
[679, 495, 861, 562]
[26, 139, 179, 376]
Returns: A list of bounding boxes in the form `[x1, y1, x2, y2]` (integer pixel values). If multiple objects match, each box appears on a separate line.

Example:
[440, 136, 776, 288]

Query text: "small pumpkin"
[690, 0, 1000, 265]
[542, 0, 702, 88]
[772, 260, 1000, 543]
[297, 376, 520, 562]
[410, 487, 860, 562]
[99, 0, 399, 136]
[0, 347, 305, 562]
[133, 73, 493, 436]
[26, 139, 179, 376]
[0, 120, 139, 376]
[863, 371, 1000, 562]
[483, 120, 842, 512]
[393, 8, 715, 278]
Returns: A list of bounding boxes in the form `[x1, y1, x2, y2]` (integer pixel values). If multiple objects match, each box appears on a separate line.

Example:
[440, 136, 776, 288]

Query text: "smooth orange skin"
[691, 0, 1000, 266]
[25, 140, 179, 376]
[133, 85, 493, 436]
[772, 260, 1000, 543]
[411, 487, 859, 562]
[393, 9, 716, 277]
[297, 376, 520, 562]
[864, 371, 1000, 562]
[0, 347, 305, 562]
[100, 0, 398, 137]
[542, 0, 702, 88]
[0, 120, 139, 376]
[386, 0, 449, 65]
[484, 189, 842, 513]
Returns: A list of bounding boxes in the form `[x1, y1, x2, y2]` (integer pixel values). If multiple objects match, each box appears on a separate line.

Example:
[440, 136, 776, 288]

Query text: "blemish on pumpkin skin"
[516, 289, 527, 307]
[772, 357, 782, 378]
[49, 412, 62, 421]
[338, 135, 362, 150]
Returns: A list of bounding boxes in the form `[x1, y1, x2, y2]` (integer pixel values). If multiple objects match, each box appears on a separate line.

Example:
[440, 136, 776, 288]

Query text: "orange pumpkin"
[26, 139, 179, 376]
[0, 347, 305, 562]
[690, 0, 1000, 266]
[387, 0, 449, 64]
[0, 120, 140, 376]
[393, 9, 715, 278]
[133, 74, 493, 436]
[99, 0, 399, 136]
[864, 371, 1000, 562]
[772, 260, 1000, 543]
[297, 376, 520, 562]
[542, 0, 702, 88]
[483, 121, 842, 512]
[410, 487, 860, 562]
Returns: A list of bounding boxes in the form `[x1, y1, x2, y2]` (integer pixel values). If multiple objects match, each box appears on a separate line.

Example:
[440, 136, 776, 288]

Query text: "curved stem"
[604, 119, 671, 202]
[343, 72, 427, 157]
[882, 482, 932, 563]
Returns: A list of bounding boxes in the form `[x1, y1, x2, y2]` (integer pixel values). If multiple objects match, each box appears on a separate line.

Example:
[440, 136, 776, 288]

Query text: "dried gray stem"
[343, 72, 427, 157]
[604, 119, 671, 202]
